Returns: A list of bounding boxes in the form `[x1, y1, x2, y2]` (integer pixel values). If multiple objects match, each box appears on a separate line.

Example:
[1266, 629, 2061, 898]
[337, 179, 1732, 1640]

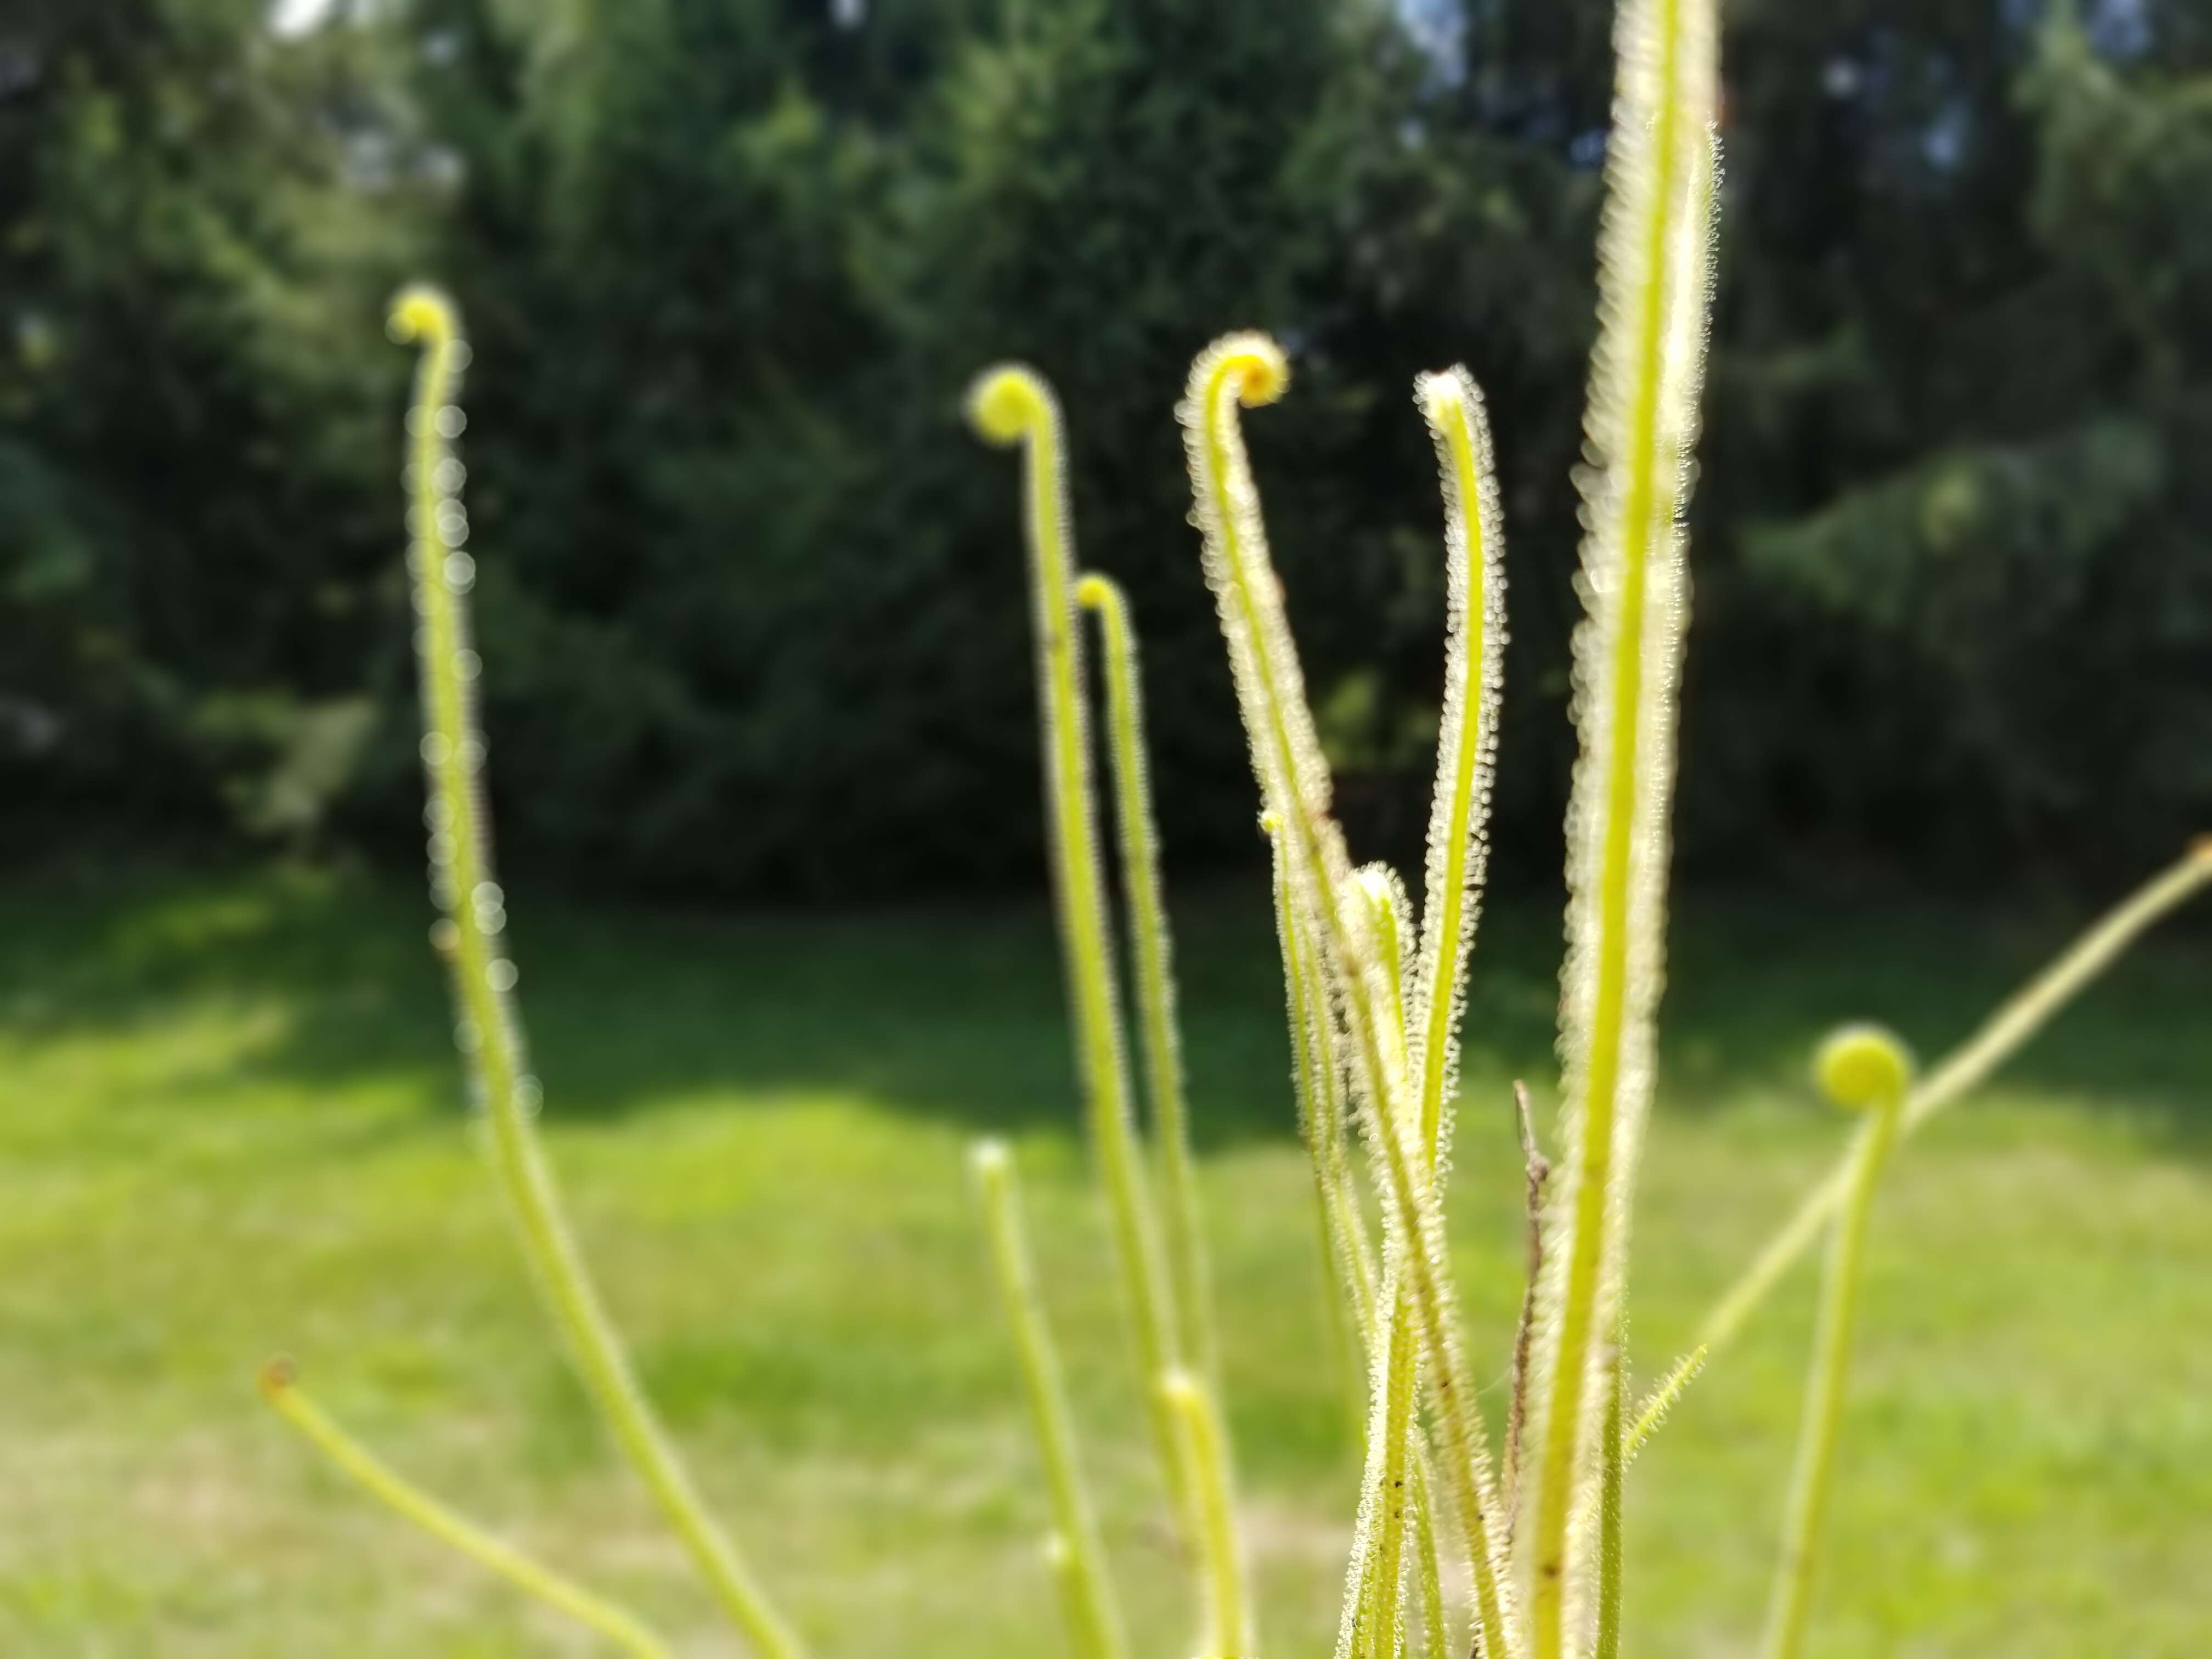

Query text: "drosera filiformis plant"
[1758, 1026, 1912, 1659]
[263, 286, 804, 1659]
[964, 366, 1217, 1558]
[1521, 0, 1719, 1644]
[1077, 569, 1220, 1392]
[970, 1141, 1128, 1659]
[251, 0, 2212, 1650]
[258, 1357, 675, 1659]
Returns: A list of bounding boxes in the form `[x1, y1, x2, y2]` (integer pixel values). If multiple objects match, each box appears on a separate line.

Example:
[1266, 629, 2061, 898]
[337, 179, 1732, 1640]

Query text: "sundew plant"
[257, 0, 2212, 1653]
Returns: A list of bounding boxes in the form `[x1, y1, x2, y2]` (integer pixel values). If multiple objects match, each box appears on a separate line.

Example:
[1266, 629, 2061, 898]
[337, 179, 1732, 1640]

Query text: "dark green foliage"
[4, 0, 2209, 895]
[0, 0, 427, 850]
[1685, 2, 2212, 881]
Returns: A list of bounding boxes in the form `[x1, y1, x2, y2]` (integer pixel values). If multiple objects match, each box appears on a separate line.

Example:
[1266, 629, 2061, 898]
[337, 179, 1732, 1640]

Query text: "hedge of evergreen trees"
[5, 0, 2210, 896]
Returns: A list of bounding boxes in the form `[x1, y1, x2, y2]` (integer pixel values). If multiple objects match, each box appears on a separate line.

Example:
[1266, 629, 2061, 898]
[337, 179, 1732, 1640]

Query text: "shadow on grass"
[0, 860, 2206, 1159]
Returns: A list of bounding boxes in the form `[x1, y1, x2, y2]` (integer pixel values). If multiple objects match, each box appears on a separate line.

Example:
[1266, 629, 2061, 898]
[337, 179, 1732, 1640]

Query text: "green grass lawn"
[0, 862, 2205, 1657]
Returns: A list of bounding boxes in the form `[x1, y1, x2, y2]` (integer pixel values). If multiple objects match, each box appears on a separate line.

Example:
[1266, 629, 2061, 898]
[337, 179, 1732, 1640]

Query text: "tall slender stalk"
[1523, 0, 1718, 1646]
[1180, 333, 1520, 1659]
[969, 366, 1192, 1526]
[1593, 1342, 1625, 1659]
[1695, 840, 2212, 1362]
[1077, 572, 1217, 1389]
[260, 1360, 671, 1659]
[1623, 1344, 1705, 1462]
[1341, 867, 1419, 1659]
[972, 1142, 1128, 1659]
[387, 287, 802, 1659]
[1409, 369, 1506, 1174]
[1759, 1028, 1911, 1659]
[1268, 817, 1371, 1437]
[1163, 1371, 1251, 1658]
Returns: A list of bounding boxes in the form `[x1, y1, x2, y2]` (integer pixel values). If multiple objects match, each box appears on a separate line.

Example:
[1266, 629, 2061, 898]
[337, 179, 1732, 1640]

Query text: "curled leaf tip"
[259, 1353, 300, 1399]
[2189, 833, 2212, 864]
[1204, 333, 1290, 408]
[1074, 573, 1111, 608]
[1813, 1025, 1913, 1112]
[387, 283, 457, 345]
[967, 364, 1052, 447]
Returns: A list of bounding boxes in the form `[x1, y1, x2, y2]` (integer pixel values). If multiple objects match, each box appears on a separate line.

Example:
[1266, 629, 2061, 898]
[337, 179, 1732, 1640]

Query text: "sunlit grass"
[0, 865, 2205, 1656]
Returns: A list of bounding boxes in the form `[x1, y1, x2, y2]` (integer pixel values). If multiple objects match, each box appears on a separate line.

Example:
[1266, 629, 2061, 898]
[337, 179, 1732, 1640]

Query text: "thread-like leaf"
[1623, 1345, 1706, 1463]
[1409, 369, 1508, 1176]
[1340, 864, 1426, 1659]
[1340, 1283, 1418, 1659]
[1694, 840, 2212, 1361]
[1077, 572, 1219, 1391]
[1593, 1344, 1624, 1659]
[1163, 1370, 1252, 1658]
[1355, 864, 1415, 1052]
[1523, 0, 1719, 1645]
[1339, 869, 1416, 1659]
[1504, 1082, 1553, 1521]
[1759, 1028, 1912, 1659]
[388, 287, 802, 1659]
[969, 365, 1193, 1531]
[259, 1359, 671, 1659]
[1268, 816, 1373, 1437]
[1411, 1461, 1448, 1659]
[972, 1143, 1129, 1659]
[1180, 334, 1520, 1659]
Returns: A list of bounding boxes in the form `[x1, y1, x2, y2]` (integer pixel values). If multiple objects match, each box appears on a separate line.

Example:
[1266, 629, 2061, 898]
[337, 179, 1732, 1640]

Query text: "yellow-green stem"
[1344, 866, 1422, 1659]
[1270, 817, 1371, 1438]
[1351, 1284, 1418, 1659]
[1412, 1458, 1447, 1659]
[260, 1361, 670, 1659]
[1079, 572, 1218, 1389]
[388, 288, 800, 1659]
[1184, 338, 1517, 1659]
[1530, 0, 1714, 1642]
[1695, 842, 2212, 1362]
[1623, 1345, 1706, 1461]
[972, 1143, 1129, 1659]
[1163, 1371, 1250, 1658]
[1410, 369, 1504, 1167]
[970, 367, 1191, 1528]
[1594, 1343, 1625, 1659]
[1759, 1045, 1908, 1659]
